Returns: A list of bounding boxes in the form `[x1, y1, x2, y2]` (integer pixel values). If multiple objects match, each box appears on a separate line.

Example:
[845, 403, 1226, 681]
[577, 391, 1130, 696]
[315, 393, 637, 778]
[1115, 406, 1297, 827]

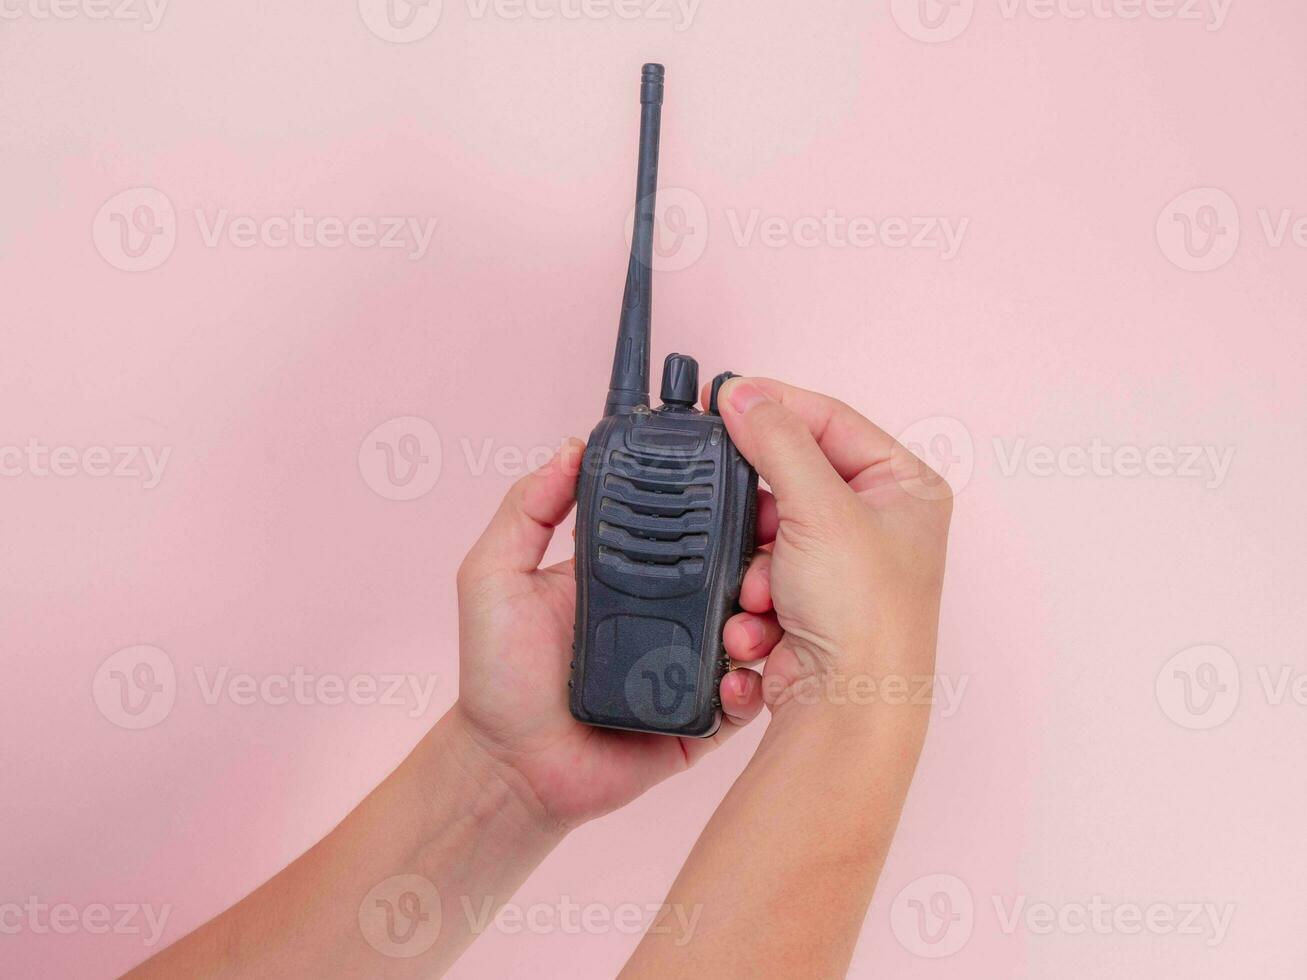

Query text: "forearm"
[622, 698, 929, 978]
[127, 707, 562, 979]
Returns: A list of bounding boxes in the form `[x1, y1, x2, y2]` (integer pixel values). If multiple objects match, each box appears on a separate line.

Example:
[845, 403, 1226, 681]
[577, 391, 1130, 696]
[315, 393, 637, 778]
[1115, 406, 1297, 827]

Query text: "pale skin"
[126, 377, 951, 980]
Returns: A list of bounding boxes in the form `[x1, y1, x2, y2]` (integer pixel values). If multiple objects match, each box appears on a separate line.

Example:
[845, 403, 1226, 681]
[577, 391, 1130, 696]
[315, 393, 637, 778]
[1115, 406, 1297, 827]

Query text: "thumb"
[717, 378, 850, 510]
[461, 437, 585, 578]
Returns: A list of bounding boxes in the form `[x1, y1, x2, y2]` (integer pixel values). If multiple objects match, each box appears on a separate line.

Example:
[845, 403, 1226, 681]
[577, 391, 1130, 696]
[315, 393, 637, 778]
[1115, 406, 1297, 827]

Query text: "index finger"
[701, 377, 897, 485]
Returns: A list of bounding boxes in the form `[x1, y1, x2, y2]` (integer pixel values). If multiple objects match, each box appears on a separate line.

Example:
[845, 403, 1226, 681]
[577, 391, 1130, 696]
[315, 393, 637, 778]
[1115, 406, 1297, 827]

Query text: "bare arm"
[127, 710, 560, 979]
[126, 442, 765, 978]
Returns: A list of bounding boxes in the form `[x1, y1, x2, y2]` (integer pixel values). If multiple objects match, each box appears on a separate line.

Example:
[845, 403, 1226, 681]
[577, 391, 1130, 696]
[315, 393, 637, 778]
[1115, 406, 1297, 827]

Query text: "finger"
[744, 378, 899, 486]
[698, 381, 716, 412]
[738, 550, 773, 614]
[755, 489, 779, 545]
[720, 668, 763, 724]
[691, 386, 781, 544]
[724, 610, 783, 662]
[716, 378, 851, 508]
[463, 438, 584, 576]
[701, 377, 897, 487]
[680, 668, 763, 764]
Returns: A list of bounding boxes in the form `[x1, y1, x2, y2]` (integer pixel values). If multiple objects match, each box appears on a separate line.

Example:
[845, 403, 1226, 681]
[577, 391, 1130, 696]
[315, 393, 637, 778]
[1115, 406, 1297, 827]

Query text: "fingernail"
[726, 379, 768, 414]
[557, 437, 585, 475]
[739, 618, 765, 646]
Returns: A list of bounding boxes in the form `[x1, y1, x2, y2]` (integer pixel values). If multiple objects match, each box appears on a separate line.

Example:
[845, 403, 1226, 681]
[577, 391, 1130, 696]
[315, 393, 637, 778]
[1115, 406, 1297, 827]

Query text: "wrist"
[753, 702, 929, 841]
[764, 693, 931, 754]
[414, 707, 567, 850]
[762, 623, 939, 741]
[759, 654, 933, 778]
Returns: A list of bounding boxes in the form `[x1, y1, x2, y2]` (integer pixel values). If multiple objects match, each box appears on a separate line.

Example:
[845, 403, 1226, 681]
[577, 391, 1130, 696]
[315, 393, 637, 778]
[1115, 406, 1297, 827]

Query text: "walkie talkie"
[569, 64, 758, 738]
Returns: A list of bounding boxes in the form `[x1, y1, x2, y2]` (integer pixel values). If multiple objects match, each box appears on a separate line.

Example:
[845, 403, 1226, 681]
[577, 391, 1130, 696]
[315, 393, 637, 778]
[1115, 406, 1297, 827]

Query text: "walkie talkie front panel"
[569, 64, 758, 738]
[573, 407, 756, 736]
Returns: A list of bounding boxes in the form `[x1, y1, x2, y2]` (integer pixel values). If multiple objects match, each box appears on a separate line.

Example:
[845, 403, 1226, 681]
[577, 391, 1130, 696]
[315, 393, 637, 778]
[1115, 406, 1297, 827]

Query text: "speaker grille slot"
[599, 449, 715, 577]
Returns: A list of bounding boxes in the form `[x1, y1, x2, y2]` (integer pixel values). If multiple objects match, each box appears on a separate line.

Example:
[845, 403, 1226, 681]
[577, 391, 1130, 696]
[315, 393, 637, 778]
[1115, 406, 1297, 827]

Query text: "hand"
[709, 377, 952, 728]
[620, 379, 952, 979]
[453, 439, 764, 833]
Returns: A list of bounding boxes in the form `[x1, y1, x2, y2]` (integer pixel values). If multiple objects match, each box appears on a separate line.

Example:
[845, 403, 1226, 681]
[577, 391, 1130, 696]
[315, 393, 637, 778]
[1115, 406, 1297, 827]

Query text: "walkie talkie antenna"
[604, 63, 664, 417]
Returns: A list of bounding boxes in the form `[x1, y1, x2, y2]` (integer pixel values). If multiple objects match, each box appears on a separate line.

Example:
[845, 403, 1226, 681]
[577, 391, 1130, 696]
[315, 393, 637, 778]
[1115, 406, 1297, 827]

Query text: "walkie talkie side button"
[709, 372, 737, 415]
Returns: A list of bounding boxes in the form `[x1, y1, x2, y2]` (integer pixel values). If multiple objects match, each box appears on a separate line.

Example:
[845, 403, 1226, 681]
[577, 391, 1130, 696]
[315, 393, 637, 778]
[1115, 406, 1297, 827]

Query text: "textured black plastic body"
[570, 407, 757, 737]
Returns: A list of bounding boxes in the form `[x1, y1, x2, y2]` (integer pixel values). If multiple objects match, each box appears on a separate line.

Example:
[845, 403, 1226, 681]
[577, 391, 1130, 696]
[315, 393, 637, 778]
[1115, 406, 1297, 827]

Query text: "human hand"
[453, 439, 764, 833]
[618, 380, 951, 979]
[708, 377, 952, 730]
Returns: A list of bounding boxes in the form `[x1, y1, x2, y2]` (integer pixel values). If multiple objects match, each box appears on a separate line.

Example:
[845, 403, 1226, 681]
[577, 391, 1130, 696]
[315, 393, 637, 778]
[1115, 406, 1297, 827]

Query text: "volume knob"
[659, 353, 699, 409]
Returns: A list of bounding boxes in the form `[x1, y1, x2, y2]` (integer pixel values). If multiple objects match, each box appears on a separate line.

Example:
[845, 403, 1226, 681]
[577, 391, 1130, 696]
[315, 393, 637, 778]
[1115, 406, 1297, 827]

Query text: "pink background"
[2, 1, 1304, 976]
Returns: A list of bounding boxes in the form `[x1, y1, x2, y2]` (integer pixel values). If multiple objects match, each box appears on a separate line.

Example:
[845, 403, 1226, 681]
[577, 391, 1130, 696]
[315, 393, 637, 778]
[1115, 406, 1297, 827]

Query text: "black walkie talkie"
[569, 64, 758, 738]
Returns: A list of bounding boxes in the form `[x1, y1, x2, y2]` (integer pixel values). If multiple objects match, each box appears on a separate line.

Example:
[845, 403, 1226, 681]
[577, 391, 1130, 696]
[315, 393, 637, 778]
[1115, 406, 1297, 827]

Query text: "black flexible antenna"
[604, 63, 664, 416]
